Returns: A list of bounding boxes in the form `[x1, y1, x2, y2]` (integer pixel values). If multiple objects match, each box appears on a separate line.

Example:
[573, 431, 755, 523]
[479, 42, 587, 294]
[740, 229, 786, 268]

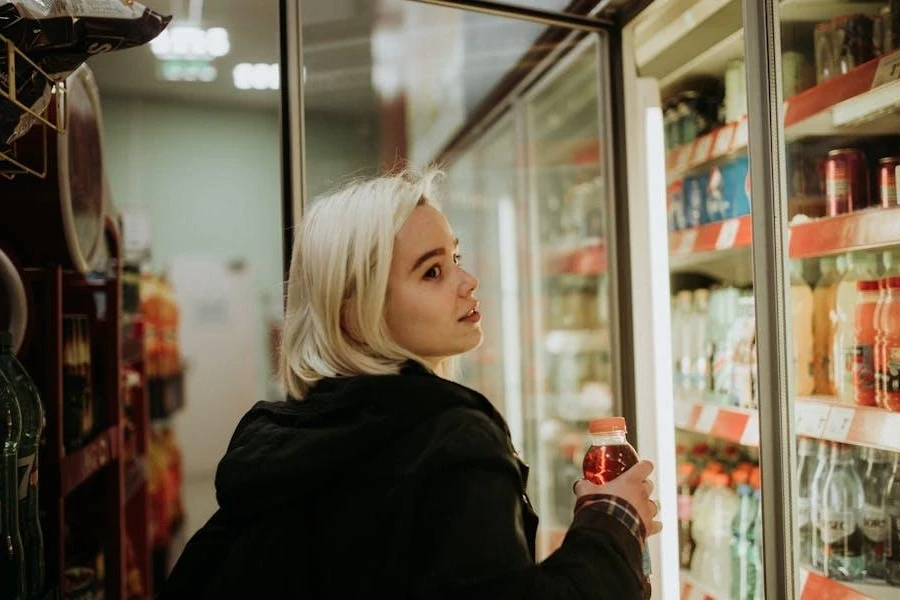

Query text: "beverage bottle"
[813, 257, 840, 395]
[821, 443, 866, 581]
[677, 462, 696, 569]
[810, 440, 832, 570]
[0, 352, 24, 599]
[833, 253, 878, 404]
[797, 437, 818, 565]
[707, 472, 737, 592]
[886, 453, 900, 586]
[730, 469, 756, 600]
[876, 251, 900, 407]
[672, 292, 690, 400]
[0, 333, 44, 599]
[791, 261, 815, 396]
[854, 279, 880, 406]
[861, 448, 892, 580]
[731, 295, 757, 408]
[749, 468, 763, 600]
[711, 286, 740, 405]
[690, 289, 710, 399]
[882, 276, 900, 411]
[581, 417, 651, 576]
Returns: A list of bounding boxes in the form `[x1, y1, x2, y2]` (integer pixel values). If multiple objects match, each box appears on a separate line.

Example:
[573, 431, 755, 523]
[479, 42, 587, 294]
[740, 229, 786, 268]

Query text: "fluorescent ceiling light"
[151, 26, 230, 60]
[233, 63, 280, 90]
[158, 61, 218, 82]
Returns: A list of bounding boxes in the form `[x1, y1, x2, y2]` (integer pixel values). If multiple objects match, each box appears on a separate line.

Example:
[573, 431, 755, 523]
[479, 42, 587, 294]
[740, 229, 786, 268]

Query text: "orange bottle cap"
[588, 417, 627, 434]
[732, 469, 750, 485]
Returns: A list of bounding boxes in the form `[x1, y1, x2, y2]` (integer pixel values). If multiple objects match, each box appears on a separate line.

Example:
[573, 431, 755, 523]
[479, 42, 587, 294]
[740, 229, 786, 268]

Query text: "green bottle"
[0, 332, 43, 599]
[0, 334, 24, 600]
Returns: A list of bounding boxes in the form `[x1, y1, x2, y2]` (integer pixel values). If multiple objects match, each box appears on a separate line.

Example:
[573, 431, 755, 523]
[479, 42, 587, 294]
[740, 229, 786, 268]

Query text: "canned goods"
[783, 51, 812, 98]
[825, 148, 870, 215]
[833, 15, 876, 75]
[724, 58, 746, 123]
[879, 156, 900, 207]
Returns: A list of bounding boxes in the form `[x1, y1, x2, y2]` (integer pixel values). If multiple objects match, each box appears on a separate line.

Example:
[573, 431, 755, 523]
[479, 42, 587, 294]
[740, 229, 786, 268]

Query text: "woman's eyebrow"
[409, 238, 459, 273]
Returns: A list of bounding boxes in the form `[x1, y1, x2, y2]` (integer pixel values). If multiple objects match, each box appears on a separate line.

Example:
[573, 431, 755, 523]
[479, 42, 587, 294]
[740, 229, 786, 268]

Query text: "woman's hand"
[574, 460, 663, 537]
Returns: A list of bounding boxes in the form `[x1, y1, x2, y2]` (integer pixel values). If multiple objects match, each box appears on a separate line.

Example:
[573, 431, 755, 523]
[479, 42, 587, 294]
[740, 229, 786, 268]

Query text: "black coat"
[158, 362, 649, 599]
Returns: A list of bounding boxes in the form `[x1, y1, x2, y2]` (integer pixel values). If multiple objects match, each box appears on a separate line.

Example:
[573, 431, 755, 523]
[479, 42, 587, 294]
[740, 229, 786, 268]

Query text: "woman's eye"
[424, 265, 442, 279]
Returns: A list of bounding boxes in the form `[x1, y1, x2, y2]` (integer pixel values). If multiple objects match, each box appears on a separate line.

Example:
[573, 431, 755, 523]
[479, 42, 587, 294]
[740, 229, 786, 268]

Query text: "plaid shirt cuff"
[574, 493, 646, 545]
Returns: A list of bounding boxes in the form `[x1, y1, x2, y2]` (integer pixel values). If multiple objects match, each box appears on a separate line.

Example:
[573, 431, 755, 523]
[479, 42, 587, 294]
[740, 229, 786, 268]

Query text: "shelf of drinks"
[544, 329, 609, 354]
[673, 398, 759, 447]
[544, 241, 607, 276]
[679, 569, 726, 600]
[60, 424, 120, 497]
[675, 395, 900, 453]
[669, 206, 900, 266]
[665, 50, 900, 184]
[800, 567, 899, 600]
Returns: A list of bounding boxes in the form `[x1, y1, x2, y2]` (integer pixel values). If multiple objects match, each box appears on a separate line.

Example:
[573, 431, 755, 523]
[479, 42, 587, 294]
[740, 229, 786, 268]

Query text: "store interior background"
[86, 0, 578, 567]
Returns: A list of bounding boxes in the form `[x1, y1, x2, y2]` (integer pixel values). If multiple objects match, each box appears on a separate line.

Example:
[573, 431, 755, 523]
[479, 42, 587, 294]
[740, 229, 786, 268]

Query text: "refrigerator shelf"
[795, 396, 900, 453]
[544, 241, 607, 276]
[800, 568, 898, 600]
[665, 48, 900, 184]
[673, 399, 759, 447]
[545, 329, 609, 354]
[679, 569, 728, 600]
[670, 206, 900, 266]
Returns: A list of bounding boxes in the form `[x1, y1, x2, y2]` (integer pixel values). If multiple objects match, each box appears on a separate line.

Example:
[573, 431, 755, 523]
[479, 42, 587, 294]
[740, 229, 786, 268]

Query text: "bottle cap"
[588, 417, 627, 434]
[858, 280, 879, 292]
[678, 462, 695, 477]
[750, 468, 761, 489]
[732, 469, 750, 485]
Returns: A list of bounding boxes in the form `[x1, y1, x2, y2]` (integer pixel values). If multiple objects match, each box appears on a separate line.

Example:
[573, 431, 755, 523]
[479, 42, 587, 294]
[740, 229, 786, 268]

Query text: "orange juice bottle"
[882, 276, 900, 412]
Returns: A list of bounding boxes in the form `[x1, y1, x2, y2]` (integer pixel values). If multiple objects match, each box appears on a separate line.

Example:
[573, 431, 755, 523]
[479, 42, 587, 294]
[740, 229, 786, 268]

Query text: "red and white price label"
[823, 406, 855, 441]
[796, 401, 830, 437]
[676, 229, 699, 256]
[695, 405, 718, 434]
[712, 123, 736, 158]
[740, 412, 760, 447]
[733, 118, 749, 151]
[715, 218, 741, 250]
[690, 134, 715, 166]
[675, 145, 693, 173]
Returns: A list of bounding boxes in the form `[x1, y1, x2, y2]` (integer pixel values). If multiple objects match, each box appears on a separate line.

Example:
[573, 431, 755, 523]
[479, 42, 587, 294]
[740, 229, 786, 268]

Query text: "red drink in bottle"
[582, 417, 639, 484]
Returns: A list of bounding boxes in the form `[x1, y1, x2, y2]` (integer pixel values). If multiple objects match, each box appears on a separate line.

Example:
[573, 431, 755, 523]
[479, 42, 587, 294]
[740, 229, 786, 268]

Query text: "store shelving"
[679, 569, 727, 600]
[674, 399, 760, 446]
[60, 425, 120, 497]
[545, 241, 607, 276]
[800, 568, 899, 600]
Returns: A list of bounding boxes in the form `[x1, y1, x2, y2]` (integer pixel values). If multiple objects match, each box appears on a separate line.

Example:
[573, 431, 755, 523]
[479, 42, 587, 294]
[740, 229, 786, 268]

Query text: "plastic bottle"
[861, 448, 892, 580]
[750, 468, 764, 600]
[813, 257, 840, 395]
[690, 469, 714, 579]
[821, 443, 866, 581]
[0, 332, 44, 599]
[882, 276, 900, 411]
[854, 280, 880, 407]
[796, 437, 818, 566]
[690, 289, 710, 399]
[673, 291, 693, 400]
[885, 454, 900, 586]
[876, 251, 900, 407]
[581, 417, 651, 576]
[810, 440, 832, 570]
[707, 472, 737, 593]
[791, 261, 815, 396]
[833, 253, 878, 404]
[730, 469, 756, 600]
[677, 462, 697, 569]
[0, 351, 24, 599]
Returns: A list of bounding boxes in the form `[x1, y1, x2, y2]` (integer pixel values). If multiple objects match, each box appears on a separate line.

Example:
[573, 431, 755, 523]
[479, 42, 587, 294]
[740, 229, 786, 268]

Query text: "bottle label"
[888, 514, 900, 561]
[862, 504, 888, 543]
[821, 513, 858, 544]
[17, 453, 36, 502]
[886, 347, 900, 393]
[855, 344, 875, 390]
[677, 494, 692, 521]
[798, 498, 811, 528]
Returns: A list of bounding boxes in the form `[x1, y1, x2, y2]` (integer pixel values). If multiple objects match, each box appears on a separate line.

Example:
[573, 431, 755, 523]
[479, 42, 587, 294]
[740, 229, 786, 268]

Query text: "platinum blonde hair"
[279, 169, 455, 399]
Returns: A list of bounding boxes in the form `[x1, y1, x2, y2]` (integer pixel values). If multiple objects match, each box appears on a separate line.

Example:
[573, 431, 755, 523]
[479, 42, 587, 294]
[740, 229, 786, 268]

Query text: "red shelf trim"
[60, 425, 119, 497]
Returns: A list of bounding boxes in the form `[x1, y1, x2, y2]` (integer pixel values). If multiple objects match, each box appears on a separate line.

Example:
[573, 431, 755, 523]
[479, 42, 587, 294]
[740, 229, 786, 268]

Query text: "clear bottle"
[813, 257, 840, 395]
[791, 261, 815, 396]
[797, 437, 818, 566]
[749, 468, 764, 600]
[677, 462, 697, 569]
[707, 472, 737, 592]
[861, 448, 892, 580]
[690, 289, 710, 399]
[711, 286, 741, 405]
[810, 440, 832, 570]
[0, 333, 44, 599]
[673, 291, 693, 400]
[833, 253, 878, 405]
[886, 453, 900, 586]
[0, 355, 24, 600]
[730, 470, 756, 600]
[821, 443, 866, 581]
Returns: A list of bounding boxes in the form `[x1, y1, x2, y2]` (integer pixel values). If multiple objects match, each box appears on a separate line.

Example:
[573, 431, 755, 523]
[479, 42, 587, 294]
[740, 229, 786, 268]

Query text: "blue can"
[722, 156, 751, 218]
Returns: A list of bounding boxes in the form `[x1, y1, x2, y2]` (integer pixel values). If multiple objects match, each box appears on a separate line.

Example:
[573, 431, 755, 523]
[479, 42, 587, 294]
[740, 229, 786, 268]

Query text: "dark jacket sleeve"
[410, 418, 648, 600]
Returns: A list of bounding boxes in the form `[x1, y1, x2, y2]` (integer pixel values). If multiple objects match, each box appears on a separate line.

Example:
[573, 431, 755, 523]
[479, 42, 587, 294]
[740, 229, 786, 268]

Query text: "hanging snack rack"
[0, 32, 67, 179]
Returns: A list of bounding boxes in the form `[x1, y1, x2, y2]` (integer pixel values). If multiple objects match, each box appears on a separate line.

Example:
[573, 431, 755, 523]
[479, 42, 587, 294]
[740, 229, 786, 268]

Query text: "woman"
[159, 170, 661, 599]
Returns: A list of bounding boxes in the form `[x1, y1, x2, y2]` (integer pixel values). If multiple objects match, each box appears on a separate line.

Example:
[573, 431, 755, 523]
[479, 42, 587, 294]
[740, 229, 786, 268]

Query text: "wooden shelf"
[61, 425, 119, 497]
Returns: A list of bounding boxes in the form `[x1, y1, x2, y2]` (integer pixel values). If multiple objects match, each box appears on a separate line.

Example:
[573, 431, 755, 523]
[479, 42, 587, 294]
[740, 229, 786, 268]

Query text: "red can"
[825, 148, 870, 215]
[879, 156, 900, 207]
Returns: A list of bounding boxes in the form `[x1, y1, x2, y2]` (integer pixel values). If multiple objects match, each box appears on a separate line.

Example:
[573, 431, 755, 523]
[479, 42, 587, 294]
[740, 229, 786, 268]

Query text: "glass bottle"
[810, 440, 832, 570]
[885, 453, 900, 586]
[797, 437, 818, 566]
[821, 443, 866, 581]
[861, 448, 892, 580]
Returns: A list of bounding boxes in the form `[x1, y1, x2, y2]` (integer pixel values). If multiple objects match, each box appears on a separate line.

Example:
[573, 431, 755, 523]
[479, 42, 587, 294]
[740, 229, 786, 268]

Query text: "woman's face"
[385, 204, 482, 368]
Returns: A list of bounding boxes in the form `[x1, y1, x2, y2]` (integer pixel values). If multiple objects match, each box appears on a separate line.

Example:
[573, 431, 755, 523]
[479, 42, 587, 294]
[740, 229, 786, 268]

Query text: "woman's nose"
[460, 269, 479, 296]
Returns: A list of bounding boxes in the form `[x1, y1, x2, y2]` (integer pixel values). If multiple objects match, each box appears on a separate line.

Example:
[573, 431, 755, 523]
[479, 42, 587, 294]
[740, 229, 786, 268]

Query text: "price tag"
[674, 400, 694, 429]
[675, 145, 693, 173]
[733, 118, 749, 151]
[823, 406, 855, 441]
[796, 401, 830, 437]
[695, 405, 718, 434]
[690, 134, 714, 166]
[715, 218, 741, 250]
[712, 123, 736, 158]
[872, 51, 900, 89]
[740, 412, 760, 447]
[676, 229, 698, 256]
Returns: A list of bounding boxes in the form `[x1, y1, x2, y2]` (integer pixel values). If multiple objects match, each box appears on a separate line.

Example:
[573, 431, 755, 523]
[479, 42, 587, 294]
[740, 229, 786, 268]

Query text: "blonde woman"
[160, 170, 661, 599]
